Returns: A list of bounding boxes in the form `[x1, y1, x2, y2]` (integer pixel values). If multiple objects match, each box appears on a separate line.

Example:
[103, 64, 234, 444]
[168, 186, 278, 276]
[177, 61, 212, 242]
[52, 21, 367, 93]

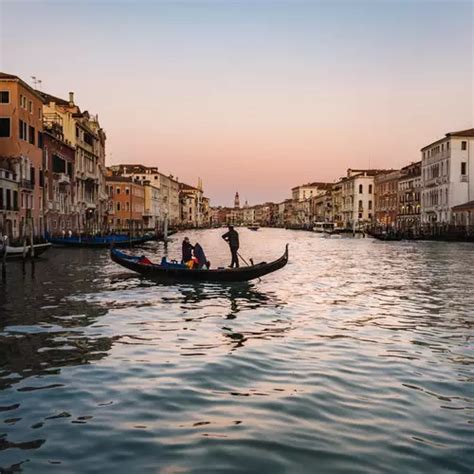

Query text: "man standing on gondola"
[222, 225, 240, 268]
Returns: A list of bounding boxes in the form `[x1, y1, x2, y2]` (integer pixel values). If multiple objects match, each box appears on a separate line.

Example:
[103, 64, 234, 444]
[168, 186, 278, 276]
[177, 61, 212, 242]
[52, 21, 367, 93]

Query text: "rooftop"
[421, 128, 474, 151]
[452, 200, 474, 211]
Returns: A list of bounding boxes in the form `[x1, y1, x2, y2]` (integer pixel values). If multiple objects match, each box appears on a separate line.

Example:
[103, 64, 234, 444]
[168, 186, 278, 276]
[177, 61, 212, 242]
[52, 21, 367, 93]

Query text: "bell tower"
[234, 192, 240, 209]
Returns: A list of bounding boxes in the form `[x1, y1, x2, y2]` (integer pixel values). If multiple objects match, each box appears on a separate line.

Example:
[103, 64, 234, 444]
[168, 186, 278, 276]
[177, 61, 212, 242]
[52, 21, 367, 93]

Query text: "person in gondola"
[182, 236, 194, 264]
[222, 225, 240, 268]
[193, 242, 210, 269]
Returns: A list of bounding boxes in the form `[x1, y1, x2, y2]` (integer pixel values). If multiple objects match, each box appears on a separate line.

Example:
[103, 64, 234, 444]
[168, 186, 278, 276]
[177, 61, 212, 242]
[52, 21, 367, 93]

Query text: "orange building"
[0, 72, 45, 237]
[105, 176, 145, 232]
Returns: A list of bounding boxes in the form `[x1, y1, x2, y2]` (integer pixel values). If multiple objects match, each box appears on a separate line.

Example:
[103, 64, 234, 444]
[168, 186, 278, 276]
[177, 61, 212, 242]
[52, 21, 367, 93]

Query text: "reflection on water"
[0, 229, 473, 473]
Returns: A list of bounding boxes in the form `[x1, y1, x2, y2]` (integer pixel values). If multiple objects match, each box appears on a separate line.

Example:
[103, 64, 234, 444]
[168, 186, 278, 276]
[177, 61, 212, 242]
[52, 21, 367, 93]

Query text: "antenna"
[31, 76, 42, 90]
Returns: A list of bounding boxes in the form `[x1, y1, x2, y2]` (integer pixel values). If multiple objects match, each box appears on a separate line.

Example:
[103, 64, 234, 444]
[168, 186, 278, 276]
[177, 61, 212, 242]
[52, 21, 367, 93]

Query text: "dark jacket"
[222, 229, 239, 248]
[193, 243, 207, 267]
[182, 241, 194, 262]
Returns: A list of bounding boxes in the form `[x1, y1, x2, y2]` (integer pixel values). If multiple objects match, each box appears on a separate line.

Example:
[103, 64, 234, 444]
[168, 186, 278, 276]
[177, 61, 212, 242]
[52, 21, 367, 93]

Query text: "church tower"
[234, 192, 240, 209]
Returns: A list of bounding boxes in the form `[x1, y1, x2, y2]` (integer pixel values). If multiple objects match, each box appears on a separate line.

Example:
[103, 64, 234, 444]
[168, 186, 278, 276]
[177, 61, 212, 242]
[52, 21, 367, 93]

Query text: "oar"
[237, 251, 251, 267]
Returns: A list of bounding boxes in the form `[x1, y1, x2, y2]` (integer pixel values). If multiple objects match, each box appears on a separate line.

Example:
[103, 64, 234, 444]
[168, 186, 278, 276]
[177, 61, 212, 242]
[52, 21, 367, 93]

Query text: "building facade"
[106, 176, 145, 232]
[397, 161, 421, 232]
[41, 91, 107, 233]
[42, 124, 76, 234]
[374, 170, 401, 228]
[421, 129, 474, 224]
[0, 72, 45, 238]
[292, 182, 331, 202]
[339, 169, 377, 229]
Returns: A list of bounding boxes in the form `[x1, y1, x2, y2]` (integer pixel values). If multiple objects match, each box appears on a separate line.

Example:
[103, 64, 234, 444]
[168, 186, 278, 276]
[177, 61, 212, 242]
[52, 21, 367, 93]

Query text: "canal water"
[0, 228, 472, 473]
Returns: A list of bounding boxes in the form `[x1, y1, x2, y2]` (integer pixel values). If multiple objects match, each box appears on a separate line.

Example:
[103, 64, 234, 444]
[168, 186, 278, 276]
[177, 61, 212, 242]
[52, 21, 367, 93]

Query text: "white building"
[421, 128, 474, 224]
[291, 182, 331, 202]
[339, 169, 377, 228]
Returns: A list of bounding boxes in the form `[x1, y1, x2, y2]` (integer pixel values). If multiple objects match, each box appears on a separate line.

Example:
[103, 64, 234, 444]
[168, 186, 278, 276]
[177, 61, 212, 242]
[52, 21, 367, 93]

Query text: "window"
[0, 118, 10, 137]
[358, 212, 363, 219]
[126, 202, 130, 211]
[117, 203, 121, 211]
[125, 188, 130, 195]
[13, 191, 18, 211]
[28, 101, 32, 113]
[461, 141, 467, 150]
[116, 187, 120, 194]
[447, 142, 450, 150]
[28, 125, 35, 145]
[38, 131, 43, 148]
[358, 199, 363, 209]
[0, 91, 9, 103]
[359, 184, 363, 194]
[368, 200, 372, 210]
[30, 167, 35, 186]
[461, 162, 467, 176]
[368, 184, 372, 194]
[38, 107, 41, 119]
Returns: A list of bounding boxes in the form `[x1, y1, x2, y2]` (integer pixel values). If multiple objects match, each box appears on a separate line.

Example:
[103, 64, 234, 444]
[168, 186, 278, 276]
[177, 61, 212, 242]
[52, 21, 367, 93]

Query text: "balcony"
[20, 179, 34, 190]
[57, 173, 70, 185]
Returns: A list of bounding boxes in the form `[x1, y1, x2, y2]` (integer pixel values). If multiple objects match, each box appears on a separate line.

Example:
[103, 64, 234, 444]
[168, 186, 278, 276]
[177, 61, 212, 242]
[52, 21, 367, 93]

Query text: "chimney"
[69, 92, 74, 106]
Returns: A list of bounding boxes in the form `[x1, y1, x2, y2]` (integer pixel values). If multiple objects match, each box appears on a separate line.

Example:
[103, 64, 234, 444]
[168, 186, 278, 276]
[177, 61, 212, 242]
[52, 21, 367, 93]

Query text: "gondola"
[247, 225, 260, 231]
[0, 243, 52, 259]
[47, 234, 156, 248]
[110, 245, 289, 283]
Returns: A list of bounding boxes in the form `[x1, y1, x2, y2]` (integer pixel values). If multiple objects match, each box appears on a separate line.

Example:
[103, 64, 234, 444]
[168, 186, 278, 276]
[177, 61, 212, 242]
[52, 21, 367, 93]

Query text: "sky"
[0, 0, 473, 206]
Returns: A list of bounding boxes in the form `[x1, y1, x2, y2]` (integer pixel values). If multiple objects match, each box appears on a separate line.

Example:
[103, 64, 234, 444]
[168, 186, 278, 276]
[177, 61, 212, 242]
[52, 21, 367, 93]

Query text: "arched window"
[359, 184, 363, 194]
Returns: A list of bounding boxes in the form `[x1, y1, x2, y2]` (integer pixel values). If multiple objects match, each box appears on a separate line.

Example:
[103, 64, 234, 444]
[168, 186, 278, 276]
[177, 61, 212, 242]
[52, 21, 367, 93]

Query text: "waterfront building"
[292, 182, 331, 202]
[374, 170, 401, 228]
[331, 182, 343, 228]
[42, 117, 76, 234]
[41, 91, 107, 233]
[339, 169, 378, 229]
[397, 161, 421, 232]
[179, 182, 204, 228]
[0, 159, 20, 239]
[108, 164, 183, 228]
[452, 201, 474, 229]
[0, 72, 45, 238]
[311, 190, 333, 224]
[105, 176, 145, 232]
[421, 128, 474, 224]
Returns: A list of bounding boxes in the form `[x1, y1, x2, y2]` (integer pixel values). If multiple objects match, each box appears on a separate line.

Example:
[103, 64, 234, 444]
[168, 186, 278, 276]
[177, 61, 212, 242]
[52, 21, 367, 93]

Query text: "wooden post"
[30, 218, 35, 259]
[2, 235, 7, 279]
[163, 214, 168, 242]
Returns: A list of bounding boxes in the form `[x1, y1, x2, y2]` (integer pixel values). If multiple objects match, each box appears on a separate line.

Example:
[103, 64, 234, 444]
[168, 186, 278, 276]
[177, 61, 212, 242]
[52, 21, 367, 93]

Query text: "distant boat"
[247, 225, 260, 231]
[0, 242, 52, 259]
[110, 245, 289, 283]
[313, 222, 335, 234]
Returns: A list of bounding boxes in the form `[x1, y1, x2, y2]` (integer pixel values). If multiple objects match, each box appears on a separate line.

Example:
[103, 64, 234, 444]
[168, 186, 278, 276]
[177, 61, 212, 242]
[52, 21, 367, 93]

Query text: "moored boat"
[0, 243, 52, 259]
[110, 245, 289, 283]
[247, 225, 260, 231]
[47, 234, 156, 248]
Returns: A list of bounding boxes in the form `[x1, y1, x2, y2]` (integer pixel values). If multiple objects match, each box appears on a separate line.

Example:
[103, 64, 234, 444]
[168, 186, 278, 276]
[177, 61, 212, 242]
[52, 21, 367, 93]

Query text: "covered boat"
[110, 245, 289, 282]
[47, 234, 155, 248]
[0, 243, 52, 259]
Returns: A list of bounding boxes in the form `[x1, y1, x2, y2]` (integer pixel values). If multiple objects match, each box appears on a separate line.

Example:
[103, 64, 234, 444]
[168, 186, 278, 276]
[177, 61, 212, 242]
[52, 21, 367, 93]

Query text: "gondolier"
[222, 225, 240, 268]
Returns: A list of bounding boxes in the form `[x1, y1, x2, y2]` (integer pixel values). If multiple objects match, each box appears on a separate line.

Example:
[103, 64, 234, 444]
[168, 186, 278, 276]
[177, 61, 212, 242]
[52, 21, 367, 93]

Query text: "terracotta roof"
[452, 200, 474, 211]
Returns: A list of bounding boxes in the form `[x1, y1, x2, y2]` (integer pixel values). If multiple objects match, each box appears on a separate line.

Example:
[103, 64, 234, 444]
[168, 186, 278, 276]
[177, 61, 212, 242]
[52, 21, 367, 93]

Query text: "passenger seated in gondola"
[193, 242, 210, 269]
[182, 236, 194, 264]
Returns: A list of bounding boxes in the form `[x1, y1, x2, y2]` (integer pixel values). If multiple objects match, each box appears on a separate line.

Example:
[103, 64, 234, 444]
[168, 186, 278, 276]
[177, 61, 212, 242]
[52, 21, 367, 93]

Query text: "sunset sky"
[1, 0, 472, 206]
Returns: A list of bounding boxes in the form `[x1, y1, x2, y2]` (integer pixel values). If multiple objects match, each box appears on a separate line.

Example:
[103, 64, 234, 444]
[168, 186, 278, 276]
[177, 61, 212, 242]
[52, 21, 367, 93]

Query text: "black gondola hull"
[110, 245, 289, 282]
